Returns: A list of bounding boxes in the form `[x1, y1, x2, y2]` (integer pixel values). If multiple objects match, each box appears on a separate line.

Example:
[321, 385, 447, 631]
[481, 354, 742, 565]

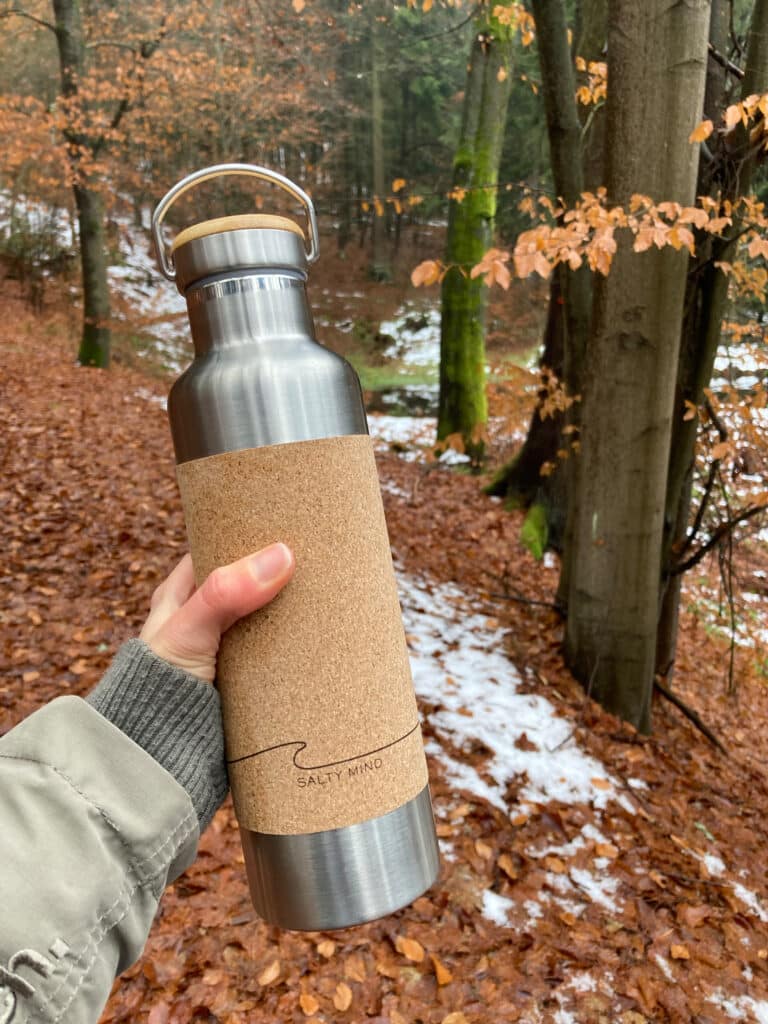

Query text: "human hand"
[139, 544, 295, 682]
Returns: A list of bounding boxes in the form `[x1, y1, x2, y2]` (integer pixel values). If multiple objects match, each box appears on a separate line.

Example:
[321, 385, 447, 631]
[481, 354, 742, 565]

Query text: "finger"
[142, 554, 197, 635]
[143, 543, 295, 679]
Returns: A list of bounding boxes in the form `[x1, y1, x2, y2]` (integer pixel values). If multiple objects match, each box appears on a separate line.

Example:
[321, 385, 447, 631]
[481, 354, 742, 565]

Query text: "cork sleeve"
[176, 435, 429, 835]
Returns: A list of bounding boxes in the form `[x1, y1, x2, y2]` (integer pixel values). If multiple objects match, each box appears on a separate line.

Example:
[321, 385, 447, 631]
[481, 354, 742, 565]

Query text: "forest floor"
[2, 262, 768, 1024]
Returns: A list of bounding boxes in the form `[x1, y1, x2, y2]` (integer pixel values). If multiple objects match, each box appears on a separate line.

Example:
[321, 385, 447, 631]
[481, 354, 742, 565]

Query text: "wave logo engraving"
[227, 721, 420, 771]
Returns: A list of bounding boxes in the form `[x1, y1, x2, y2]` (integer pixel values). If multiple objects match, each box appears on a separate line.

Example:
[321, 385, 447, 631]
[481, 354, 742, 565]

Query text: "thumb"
[140, 543, 295, 682]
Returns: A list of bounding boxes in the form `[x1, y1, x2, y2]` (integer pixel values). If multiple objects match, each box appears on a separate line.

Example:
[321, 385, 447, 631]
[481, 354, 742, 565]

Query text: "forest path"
[2, 295, 768, 1023]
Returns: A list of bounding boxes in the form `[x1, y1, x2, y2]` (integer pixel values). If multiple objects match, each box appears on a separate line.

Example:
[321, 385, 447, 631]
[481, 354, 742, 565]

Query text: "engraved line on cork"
[226, 721, 421, 768]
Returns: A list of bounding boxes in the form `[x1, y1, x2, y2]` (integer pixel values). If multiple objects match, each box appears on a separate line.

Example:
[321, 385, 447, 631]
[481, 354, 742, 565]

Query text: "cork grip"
[176, 435, 429, 835]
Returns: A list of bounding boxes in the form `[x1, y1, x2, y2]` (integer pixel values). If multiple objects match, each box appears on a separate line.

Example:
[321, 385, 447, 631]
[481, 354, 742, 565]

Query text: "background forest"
[2, 0, 768, 1021]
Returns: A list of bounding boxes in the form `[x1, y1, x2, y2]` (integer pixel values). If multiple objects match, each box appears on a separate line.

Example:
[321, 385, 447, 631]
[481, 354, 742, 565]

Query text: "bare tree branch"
[708, 40, 744, 80]
[672, 503, 768, 576]
[654, 678, 728, 754]
[0, 6, 55, 31]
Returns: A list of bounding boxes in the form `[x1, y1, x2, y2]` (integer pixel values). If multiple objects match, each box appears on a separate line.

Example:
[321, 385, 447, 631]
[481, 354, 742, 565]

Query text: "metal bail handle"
[151, 163, 320, 281]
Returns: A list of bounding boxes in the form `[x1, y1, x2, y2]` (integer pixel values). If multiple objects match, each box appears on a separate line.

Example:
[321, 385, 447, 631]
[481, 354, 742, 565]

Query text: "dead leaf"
[292, 0, 306, 11]
[544, 855, 567, 874]
[257, 960, 281, 986]
[670, 944, 690, 960]
[344, 953, 367, 982]
[395, 934, 425, 963]
[441, 1014, 469, 1024]
[333, 982, 353, 1011]
[498, 853, 518, 880]
[595, 842, 619, 859]
[430, 953, 453, 985]
[317, 939, 335, 958]
[299, 992, 320, 1015]
[474, 839, 493, 859]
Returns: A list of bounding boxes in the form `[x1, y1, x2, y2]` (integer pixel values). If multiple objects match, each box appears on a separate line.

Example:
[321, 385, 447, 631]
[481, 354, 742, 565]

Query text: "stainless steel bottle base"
[241, 785, 440, 931]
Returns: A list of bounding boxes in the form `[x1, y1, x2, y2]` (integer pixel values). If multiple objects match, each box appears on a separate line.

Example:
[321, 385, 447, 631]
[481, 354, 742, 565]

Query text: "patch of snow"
[654, 954, 675, 981]
[368, 413, 436, 458]
[401, 572, 621, 812]
[569, 867, 619, 911]
[711, 992, 768, 1023]
[553, 1010, 577, 1024]
[567, 973, 597, 994]
[438, 446, 471, 466]
[524, 899, 544, 923]
[379, 303, 441, 369]
[379, 478, 409, 501]
[482, 889, 515, 926]
[731, 882, 768, 923]
[701, 853, 726, 876]
[134, 387, 167, 410]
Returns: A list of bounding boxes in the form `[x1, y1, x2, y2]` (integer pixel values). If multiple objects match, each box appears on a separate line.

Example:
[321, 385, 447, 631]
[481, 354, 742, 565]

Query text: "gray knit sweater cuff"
[86, 639, 228, 831]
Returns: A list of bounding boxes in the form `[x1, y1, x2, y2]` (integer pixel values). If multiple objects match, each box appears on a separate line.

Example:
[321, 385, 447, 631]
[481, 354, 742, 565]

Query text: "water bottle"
[151, 164, 439, 930]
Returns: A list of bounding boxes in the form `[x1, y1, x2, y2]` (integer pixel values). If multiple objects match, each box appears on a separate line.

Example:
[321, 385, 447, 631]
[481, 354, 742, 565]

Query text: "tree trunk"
[53, 0, 112, 367]
[565, 0, 709, 732]
[656, 0, 768, 679]
[487, 0, 593, 561]
[370, 14, 391, 281]
[73, 185, 112, 367]
[438, 3, 514, 461]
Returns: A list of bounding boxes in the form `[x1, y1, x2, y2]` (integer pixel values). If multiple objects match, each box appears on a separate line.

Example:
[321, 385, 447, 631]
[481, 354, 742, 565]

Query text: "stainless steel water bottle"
[152, 164, 439, 931]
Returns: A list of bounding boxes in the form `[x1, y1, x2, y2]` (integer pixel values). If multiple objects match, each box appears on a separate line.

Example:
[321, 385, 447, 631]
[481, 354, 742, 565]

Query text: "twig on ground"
[653, 679, 728, 755]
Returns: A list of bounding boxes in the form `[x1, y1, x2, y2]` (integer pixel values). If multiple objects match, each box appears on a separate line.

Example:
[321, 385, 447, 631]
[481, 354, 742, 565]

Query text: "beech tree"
[436, 1, 520, 460]
[564, 0, 710, 731]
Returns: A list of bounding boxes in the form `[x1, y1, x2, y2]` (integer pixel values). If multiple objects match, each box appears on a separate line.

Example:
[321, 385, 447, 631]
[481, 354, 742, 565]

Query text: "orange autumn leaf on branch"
[411, 259, 445, 286]
[471, 248, 511, 289]
[689, 119, 714, 143]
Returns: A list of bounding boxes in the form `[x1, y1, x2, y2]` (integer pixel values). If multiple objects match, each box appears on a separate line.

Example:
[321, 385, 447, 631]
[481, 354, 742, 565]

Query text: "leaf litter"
[2, 297, 768, 1022]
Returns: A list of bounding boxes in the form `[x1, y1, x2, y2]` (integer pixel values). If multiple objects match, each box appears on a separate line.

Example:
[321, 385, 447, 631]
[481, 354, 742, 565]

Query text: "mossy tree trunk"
[656, 0, 768, 679]
[438, 2, 514, 461]
[53, 0, 112, 367]
[564, 0, 709, 732]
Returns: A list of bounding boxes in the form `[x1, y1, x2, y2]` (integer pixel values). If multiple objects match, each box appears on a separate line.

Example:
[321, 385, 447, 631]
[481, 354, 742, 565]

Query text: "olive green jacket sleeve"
[0, 641, 229, 1024]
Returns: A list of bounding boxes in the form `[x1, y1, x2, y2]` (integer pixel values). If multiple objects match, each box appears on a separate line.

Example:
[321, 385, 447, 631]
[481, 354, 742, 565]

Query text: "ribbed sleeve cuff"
[86, 639, 228, 831]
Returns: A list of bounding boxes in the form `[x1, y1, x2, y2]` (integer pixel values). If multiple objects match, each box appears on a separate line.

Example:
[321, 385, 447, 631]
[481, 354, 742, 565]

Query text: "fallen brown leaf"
[395, 934, 425, 963]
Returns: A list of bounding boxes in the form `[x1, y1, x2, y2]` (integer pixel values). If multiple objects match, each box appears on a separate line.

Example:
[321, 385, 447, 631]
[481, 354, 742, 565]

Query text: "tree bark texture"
[487, 0, 592, 561]
[370, 14, 391, 281]
[438, 3, 514, 460]
[53, 0, 112, 367]
[656, 0, 768, 678]
[565, 0, 710, 732]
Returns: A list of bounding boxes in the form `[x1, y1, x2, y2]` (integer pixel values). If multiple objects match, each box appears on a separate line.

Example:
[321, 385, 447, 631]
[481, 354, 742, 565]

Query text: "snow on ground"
[396, 569, 632, 935]
[712, 992, 768, 1023]
[379, 303, 441, 369]
[107, 217, 188, 372]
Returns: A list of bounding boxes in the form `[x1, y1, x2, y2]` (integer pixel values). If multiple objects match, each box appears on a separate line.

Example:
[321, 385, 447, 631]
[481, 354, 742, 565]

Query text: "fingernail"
[251, 543, 292, 583]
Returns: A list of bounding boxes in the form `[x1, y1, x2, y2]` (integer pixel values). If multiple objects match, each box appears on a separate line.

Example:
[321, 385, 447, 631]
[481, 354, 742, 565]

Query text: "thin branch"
[729, 0, 743, 59]
[708, 40, 744, 80]
[85, 40, 138, 52]
[395, 7, 477, 46]
[678, 457, 720, 560]
[704, 393, 728, 441]
[717, 467, 738, 696]
[0, 6, 55, 31]
[488, 590, 560, 610]
[672, 503, 767, 576]
[653, 679, 728, 754]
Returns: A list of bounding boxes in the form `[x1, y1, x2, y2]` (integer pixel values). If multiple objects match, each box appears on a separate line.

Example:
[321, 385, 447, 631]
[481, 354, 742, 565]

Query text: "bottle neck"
[185, 272, 315, 355]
